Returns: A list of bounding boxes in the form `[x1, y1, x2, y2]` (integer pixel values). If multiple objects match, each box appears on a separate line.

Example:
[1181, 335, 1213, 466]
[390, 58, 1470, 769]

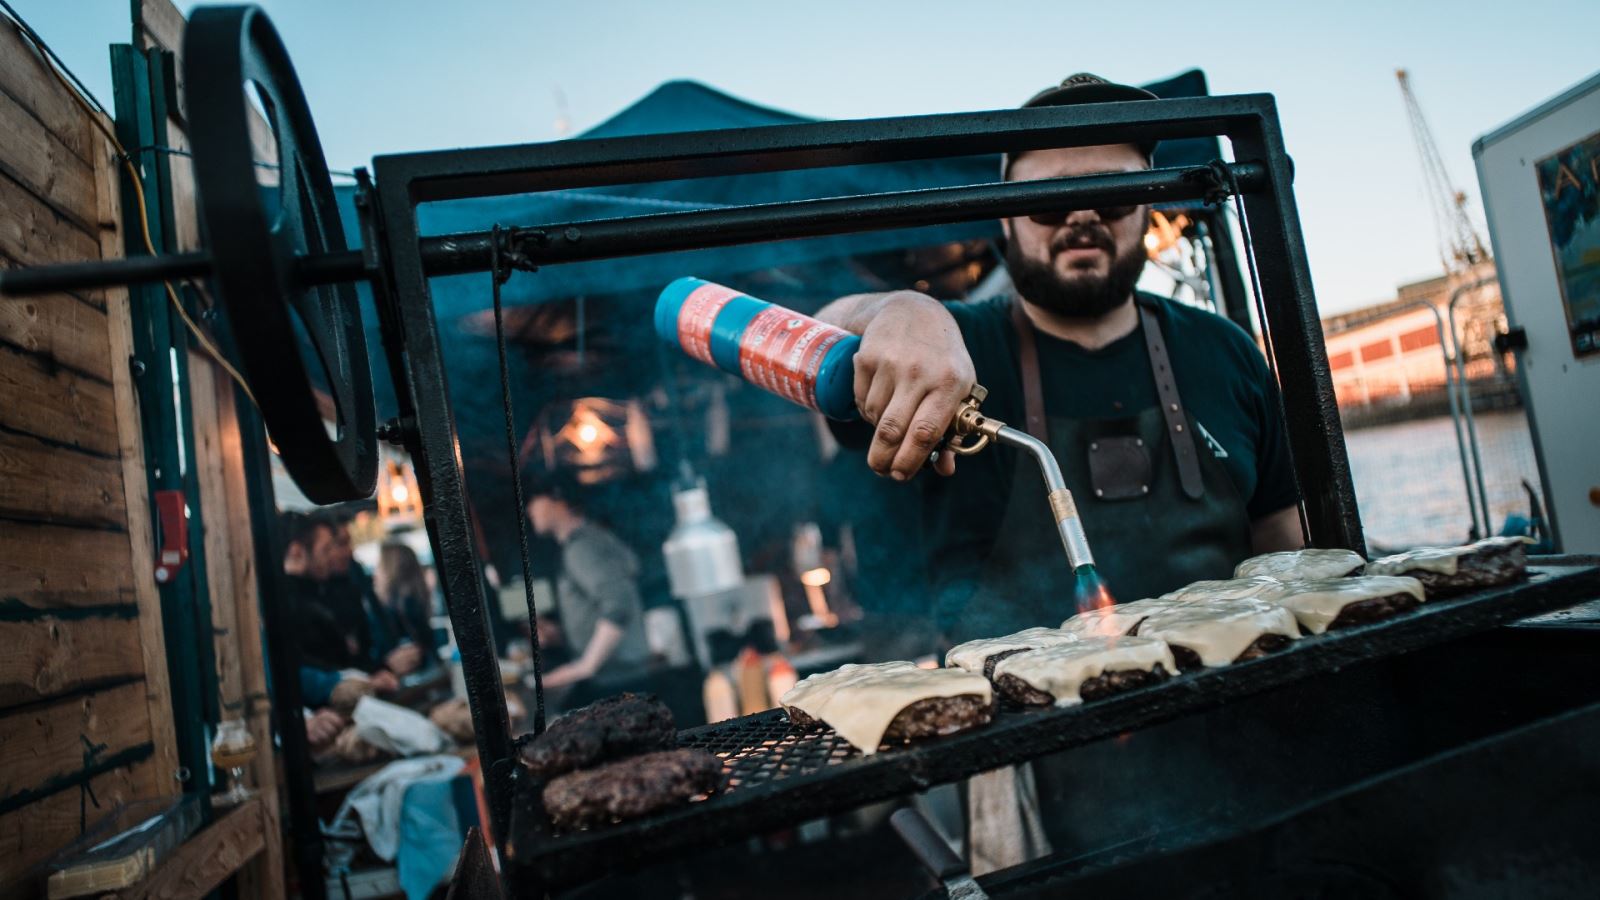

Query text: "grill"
[506, 561, 1600, 888]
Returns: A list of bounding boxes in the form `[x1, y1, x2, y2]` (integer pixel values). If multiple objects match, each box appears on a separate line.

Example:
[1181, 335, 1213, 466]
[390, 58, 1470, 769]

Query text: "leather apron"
[952, 295, 1253, 643]
[961, 296, 1257, 870]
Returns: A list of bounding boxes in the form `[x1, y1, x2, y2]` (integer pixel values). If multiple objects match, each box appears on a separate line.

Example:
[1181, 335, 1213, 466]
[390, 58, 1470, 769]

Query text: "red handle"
[153, 489, 188, 584]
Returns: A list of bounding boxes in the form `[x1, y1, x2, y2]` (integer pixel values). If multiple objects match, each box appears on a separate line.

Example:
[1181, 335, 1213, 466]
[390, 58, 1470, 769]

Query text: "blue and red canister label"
[656, 277, 861, 420]
[736, 306, 850, 411]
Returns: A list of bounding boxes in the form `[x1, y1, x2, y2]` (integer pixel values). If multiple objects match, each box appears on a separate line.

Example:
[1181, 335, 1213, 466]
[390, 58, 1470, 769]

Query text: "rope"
[490, 225, 546, 734]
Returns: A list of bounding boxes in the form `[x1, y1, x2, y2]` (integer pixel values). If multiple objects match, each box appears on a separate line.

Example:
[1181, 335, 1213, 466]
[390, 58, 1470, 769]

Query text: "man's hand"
[851, 293, 975, 480]
[385, 643, 422, 675]
[305, 708, 347, 749]
[369, 670, 400, 693]
[539, 662, 591, 689]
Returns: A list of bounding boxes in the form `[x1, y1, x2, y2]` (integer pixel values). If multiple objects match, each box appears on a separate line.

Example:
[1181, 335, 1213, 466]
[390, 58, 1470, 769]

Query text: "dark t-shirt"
[919, 293, 1300, 625]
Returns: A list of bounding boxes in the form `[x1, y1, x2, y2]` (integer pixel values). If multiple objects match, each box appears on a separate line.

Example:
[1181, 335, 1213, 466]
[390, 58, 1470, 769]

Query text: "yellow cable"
[22, 26, 259, 408]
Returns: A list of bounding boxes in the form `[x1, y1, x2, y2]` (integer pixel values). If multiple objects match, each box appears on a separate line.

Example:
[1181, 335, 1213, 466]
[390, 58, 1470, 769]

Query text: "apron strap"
[1009, 296, 1206, 500]
[1008, 299, 1049, 442]
[1135, 297, 1206, 500]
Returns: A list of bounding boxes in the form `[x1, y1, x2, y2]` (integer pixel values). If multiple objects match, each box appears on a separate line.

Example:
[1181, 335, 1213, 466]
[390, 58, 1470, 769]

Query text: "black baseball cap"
[1004, 73, 1159, 176]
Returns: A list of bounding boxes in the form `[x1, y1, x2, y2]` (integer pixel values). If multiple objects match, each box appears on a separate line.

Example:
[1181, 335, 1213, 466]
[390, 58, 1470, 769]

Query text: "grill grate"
[507, 563, 1600, 889]
[678, 710, 859, 790]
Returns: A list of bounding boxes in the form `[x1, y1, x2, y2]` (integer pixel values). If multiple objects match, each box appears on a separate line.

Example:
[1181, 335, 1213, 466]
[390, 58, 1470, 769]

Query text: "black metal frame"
[356, 93, 1361, 853]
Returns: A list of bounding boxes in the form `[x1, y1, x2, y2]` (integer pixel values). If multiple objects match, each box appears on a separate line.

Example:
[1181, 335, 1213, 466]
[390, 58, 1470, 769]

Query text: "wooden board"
[0, 273, 114, 382]
[0, 520, 136, 610]
[0, 757, 163, 889]
[209, 373, 283, 900]
[0, 343, 119, 456]
[96, 124, 180, 798]
[0, 85, 100, 233]
[0, 615, 147, 708]
[118, 798, 266, 900]
[186, 356, 244, 715]
[0, 19, 95, 166]
[0, 429, 128, 529]
[0, 680, 155, 806]
[0, 166, 103, 286]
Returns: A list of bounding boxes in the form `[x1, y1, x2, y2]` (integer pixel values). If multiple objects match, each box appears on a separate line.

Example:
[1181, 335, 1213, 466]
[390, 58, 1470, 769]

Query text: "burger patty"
[1325, 592, 1422, 630]
[883, 694, 995, 742]
[786, 694, 995, 745]
[995, 666, 1170, 707]
[1166, 633, 1293, 672]
[519, 693, 676, 779]
[542, 748, 724, 830]
[982, 648, 1033, 680]
[1390, 544, 1527, 597]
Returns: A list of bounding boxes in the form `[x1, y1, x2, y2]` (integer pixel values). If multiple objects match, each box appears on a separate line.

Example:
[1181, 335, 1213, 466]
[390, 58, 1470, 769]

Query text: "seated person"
[374, 542, 439, 665]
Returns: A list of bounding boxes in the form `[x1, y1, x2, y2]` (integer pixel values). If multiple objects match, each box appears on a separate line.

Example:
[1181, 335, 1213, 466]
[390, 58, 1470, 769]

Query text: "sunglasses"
[1027, 204, 1141, 226]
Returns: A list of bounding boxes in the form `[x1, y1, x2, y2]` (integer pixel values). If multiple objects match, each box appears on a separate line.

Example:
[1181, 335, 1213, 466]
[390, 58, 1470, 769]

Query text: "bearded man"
[818, 74, 1303, 642]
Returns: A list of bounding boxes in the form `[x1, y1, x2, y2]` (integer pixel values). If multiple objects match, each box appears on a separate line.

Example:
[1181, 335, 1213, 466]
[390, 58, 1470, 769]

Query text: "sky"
[9, 0, 1598, 314]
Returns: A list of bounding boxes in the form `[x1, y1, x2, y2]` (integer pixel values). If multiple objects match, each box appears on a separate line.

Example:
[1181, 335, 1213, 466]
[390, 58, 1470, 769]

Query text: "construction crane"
[1396, 68, 1490, 274]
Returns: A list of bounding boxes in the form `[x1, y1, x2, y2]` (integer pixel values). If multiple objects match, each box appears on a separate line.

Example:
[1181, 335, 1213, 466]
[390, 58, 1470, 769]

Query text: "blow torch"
[654, 277, 1106, 604]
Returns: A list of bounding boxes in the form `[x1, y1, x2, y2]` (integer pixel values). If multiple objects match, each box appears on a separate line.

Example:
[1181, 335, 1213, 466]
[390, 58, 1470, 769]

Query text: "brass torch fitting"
[949, 385, 1004, 456]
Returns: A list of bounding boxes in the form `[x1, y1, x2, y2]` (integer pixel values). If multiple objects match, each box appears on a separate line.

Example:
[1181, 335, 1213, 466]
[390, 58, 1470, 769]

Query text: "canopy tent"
[323, 71, 1221, 597]
[334, 68, 1220, 419]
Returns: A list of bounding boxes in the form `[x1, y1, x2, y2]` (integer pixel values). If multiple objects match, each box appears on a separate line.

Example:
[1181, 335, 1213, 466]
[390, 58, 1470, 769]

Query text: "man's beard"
[1005, 230, 1147, 319]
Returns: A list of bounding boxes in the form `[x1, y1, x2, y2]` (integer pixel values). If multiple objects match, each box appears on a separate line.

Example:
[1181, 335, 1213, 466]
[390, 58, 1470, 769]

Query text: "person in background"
[524, 472, 651, 689]
[282, 513, 414, 704]
[374, 542, 439, 664]
[327, 514, 422, 677]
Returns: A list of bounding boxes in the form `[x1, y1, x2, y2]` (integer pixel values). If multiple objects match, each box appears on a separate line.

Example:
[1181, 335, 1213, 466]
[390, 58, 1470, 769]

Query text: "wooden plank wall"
[2, 2, 283, 894]
[0, 13, 177, 890]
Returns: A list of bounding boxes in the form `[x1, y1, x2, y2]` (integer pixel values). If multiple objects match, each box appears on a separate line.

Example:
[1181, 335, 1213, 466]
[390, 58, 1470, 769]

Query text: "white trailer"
[1474, 71, 1600, 554]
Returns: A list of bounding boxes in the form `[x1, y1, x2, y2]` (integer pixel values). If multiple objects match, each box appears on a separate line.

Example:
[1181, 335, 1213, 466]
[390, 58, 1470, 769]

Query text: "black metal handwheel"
[184, 6, 377, 503]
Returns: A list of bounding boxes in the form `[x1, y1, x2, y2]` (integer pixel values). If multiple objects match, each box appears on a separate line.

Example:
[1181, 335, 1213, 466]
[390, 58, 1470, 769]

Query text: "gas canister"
[655, 277, 860, 420]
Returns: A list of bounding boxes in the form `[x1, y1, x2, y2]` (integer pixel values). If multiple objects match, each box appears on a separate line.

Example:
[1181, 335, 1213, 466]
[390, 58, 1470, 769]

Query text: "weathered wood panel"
[0, 166, 103, 288]
[0, 429, 127, 528]
[0, 615, 146, 707]
[0, 269, 114, 381]
[119, 798, 266, 900]
[0, 85, 100, 232]
[0, 757, 163, 888]
[188, 356, 245, 714]
[0, 520, 136, 609]
[0, 343, 119, 456]
[210, 364, 285, 900]
[0, 680, 155, 805]
[0, 19, 95, 165]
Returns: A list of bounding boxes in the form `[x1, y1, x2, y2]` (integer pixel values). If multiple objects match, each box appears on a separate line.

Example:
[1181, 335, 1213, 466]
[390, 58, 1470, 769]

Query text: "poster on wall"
[1536, 128, 1600, 357]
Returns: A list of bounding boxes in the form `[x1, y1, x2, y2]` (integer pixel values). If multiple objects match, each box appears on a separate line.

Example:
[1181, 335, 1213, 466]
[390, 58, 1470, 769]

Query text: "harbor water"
[1343, 409, 1543, 552]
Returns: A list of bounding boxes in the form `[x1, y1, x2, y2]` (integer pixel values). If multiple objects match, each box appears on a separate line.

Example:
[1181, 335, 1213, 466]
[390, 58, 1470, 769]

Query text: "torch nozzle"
[992, 425, 1097, 572]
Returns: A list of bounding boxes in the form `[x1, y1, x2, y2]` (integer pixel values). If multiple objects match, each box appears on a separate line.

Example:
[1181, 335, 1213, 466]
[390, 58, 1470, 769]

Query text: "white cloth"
[333, 754, 466, 861]
[351, 696, 452, 757]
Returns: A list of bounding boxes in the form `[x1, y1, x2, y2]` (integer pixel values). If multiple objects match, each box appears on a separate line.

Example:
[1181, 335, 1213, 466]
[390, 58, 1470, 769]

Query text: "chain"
[491, 224, 545, 734]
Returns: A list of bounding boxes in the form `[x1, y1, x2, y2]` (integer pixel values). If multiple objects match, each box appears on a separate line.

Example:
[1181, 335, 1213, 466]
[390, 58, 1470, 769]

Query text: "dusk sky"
[12, 0, 1598, 313]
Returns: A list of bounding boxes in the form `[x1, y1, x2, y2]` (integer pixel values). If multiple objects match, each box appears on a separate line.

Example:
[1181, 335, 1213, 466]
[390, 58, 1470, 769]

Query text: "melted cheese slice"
[1264, 575, 1426, 634]
[1365, 535, 1533, 577]
[780, 662, 992, 755]
[1061, 597, 1191, 638]
[993, 636, 1177, 707]
[1235, 548, 1366, 581]
[946, 627, 1080, 673]
[1159, 576, 1285, 603]
[1135, 599, 1301, 666]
